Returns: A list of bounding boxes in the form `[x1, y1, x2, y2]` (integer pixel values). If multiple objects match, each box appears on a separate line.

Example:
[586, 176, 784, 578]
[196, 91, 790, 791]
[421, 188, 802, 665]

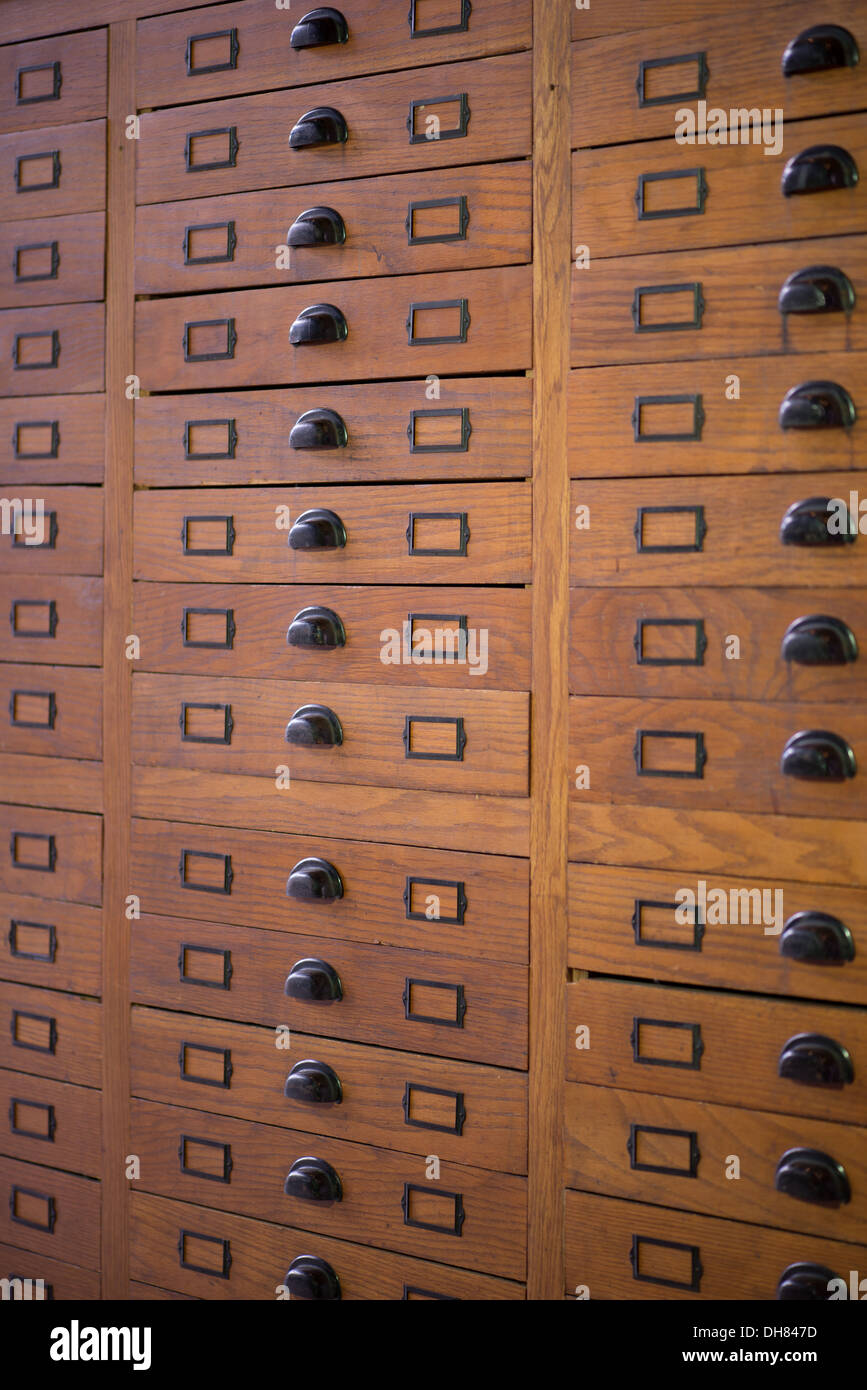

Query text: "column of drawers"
[566, 1, 867, 1300]
[0, 28, 107, 1300]
[129, 0, 533, 1301]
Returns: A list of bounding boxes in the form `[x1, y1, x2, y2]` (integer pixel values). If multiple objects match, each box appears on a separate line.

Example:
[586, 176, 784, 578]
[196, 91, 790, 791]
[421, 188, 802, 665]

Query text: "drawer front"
[135, 267, 531, 391]
[131, 1191, 523, 1300]
[132, 914, 528, 1067]
[0, 214, 104, 310]
[132, 673, 529, 798]
[568, 353, 867, 480]
[0, 121, 106, 221]
[571, 695, 867, 819]
[571, 589, 867, 704]
[0, 303, 104, 396]
[136, 162, 531, 294]
[565, 1189, 867, 1300]
[566, 978, 867, 1124]
[0, 396, 105, 486]
[135, 583, 529, 691]
[0, 664, 101, 761]
[572, 2, 867, 148]
[0, 487, 103, 578]
[0, 1156, 98, 1268]
[0, 892, 101, 994]
[573, 115, 867, 260]
[572, 235, 867, 366]
[134, 484, 530, 585]
[0, 805, 102, 905]
[571, 473, 867, 589]
[0, 1240, 99, 1299]
[131, 818, 528, 963]
[566, 1083, 867, 1244]
[0, 31, 107, 134]
[134, 378, 532, 487]
[0, 1069, 100, 1175]
[136, 53, 532, 204]
[137, 0, 531, 106]
[131, 1099, 526, 1279]
[0, 982, 101, 1086]
[568, 863, 867, 1007]
[0, 577, 103, 666]
[131, 1006, 527, 1173]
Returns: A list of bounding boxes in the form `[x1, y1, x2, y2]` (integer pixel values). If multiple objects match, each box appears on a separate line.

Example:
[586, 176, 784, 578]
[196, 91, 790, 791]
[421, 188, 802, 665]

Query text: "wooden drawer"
[571, 473, 867, 589]
[134, 583, 529, 692]
[568, 353, 867, 479]
[572, 2, 867, 149]
[130, 818, 528, 963]
[0, 1240, 99, 1298]
[131, 1191, 523, 1300]
[572, 235, 867, 367]
[134, 378, 532, 488]
[571, 695, 867, 820]
[1, 577, 103, 666]
[0, 122, 106, 222]
[132, 673, 529, 798]
[566, 978, 867, 1124]
[136, 53, 531, 204]
[566, 1083, 867, 1245]
[573, 0, 760, 40]
[0, 396, 104, 486]
[131, 1006, 527, 1173]
[568, 863, 867, 1008]
[131, 1099, 525, 1279]
[0, 892, 101, 995]
[0, 1156, 98, 1268]
[0, 214, 104, 310]
[0, 304, 104, 397]
[128, 1281, 196, 1300]
[0, 664, 101, 761]
[0, 1070, 100, 1176]
[137, 0, 531, 107]
[573, 115, 867, 260]
[131, 914, 528, 1067]
[134, 484, 530, 586]
[0, 983, 101, 1087]
[571, 589, 867, 705]
[136, 162, 531, 294]
[134, 267, 531, 391]
[565, 1189, 867, 1300]
[0, 487, 103, 578]
[0, 31, 106, 134]
[0, 805, 102, 905]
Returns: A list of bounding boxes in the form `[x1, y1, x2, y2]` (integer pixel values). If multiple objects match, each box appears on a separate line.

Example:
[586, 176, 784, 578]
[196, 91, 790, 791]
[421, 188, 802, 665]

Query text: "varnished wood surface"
[0, 1239, 100, 1297]
[0, 31, 107, 134]
[0, 980, 101, 1087]
[0, 213, 105, 310]
[0, 121, 106, 222]
[0, 302, 104, 396]
[0, 1069, 101, 1176]
[572, 0, 759, 39]
[0, 486, 102, 579]
[0, 663, 102, 762]
[0, 1154, 99, 1268]
[0, 891, 101, 996]
[0, 754, 103, 815]
[0, 576, 103, 666]
[0, 396, 105, 486]
[0, 803, 102, 904]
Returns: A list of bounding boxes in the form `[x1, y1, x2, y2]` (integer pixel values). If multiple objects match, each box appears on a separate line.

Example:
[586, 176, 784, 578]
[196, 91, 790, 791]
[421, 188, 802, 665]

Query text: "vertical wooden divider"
[101, 18, 136, 1299]
[528, 0, 571, 1300]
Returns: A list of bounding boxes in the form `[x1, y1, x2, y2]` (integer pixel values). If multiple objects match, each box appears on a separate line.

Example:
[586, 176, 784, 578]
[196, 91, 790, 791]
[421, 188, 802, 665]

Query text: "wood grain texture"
[572, 235, 867, 366]
[568, 862, 867, 1006]
[131, 817, 529, 963]
[134, 266, 531, 390]
[565, 1189, 867, 1300]
[0, 663, 102, 761]
[568, 353, 867, 479]
[571, 0, 759, 39]
[0, 1069, 101, 1176]
[0, 980, 101, 1087]
[0, 576, 102, 666]
[131, 914, 528, 1067]
[137, 0, 531, 106]
[0, 213, 104, 310]
[0, 1155, 99, 1268]
[131, 1191, 524, 1300]
[0, 1240, 100, 1297]
[0, 396, 105, 486]
[131, 1099, 526, 1279]
[135, 162, 531, 293]
[0, 803, 102, 903]
[0, 0, 216, 44]
[566, 977, 867, 1124]
[0, 486, 102, 578]
[0, 30, 107, 133]
[135, 53, 532, 204]
[0, 302, 104, 396]
[131, 1006, 528, 1173]
[0, 121, 106, 222]
[572, 2, 867, 147]
[134, 483, 530, 585]
[0, 754, 102, 815]
[566, 1083, 867, 1243]
[134, 377, 532, 487]
[0, 891, 101, 996]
